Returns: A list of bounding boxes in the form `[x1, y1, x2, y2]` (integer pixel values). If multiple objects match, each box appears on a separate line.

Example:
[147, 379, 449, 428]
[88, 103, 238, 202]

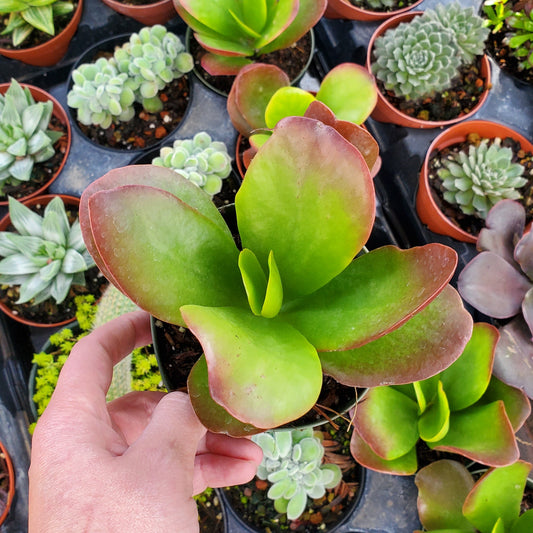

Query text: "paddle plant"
[350, 323, 531, 475]
[173, 0, 327, 75]
[415, 459, 533, 532]
[80, 116, 473, 436]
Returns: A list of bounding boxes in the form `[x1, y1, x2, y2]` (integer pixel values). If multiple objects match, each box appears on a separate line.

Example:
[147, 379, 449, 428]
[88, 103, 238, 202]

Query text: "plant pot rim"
[185, 27, 316, 98]
[366, 11, 492, 129]
[0, 194, 82, 328]
[325, 0, 424, 21]
[416, 119, 533, 242]
[100, 0, 177, 26]
[0, 0, 83, 66]
[0, 83, 71, 207]
[0, 439, 15, 527]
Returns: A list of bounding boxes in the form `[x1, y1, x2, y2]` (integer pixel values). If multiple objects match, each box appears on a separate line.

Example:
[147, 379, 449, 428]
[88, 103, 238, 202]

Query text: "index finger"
[50, 310, 153, 406]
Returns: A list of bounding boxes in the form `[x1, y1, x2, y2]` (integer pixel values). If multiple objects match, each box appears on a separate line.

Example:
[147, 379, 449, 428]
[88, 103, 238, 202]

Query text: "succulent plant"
[67, 57, 136, 129]
[438, 138, 527, 220]
[174, 0, 327, 75]
[80, 116, 473, 436]
[0, 196, 95, 304]
[0, 0, 74, 47]
[350, 323, 531, 475]
[151, 132, 232, 195]
[0, 79, 63, 195]
[253, 428, 342, 520]
[458, 199, 533, 399]
[425, 1, 489, 64]
[113, 25, 193, 113]
[357, 0, 394, 8]
[415, 459, 533, 532]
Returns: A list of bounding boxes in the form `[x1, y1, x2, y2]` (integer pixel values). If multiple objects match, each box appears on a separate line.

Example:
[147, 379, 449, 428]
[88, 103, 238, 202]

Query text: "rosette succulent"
[80, 116, 473, 436]
[0, 196, 95, 304]
[458, 199, 533, 399]
[151, 132, 231, 195]
[357, 0, 394, 8]
[438, 138, 527, 220]
[174, 0, 327, 75]
[253, 428, 342, 520]
[0, 79, 63, 194]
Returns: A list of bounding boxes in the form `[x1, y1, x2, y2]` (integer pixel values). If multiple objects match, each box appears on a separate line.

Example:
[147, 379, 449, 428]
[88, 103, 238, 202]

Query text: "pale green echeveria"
[0, 196, 95, 304]
[253, 428, 342, 520]
[151, 132, 232, 195]
[67, 57, 136, 129]
[113, 24, 193, 113]
[415, 459, 533, 533]
[0, 78, 63, 194]
[372, 15, 462, 100]
[350, 323, 531, 475]
[438, 138, 527, 220]
[424, 1, 489, 63]
[80, 116, 473, 436]
[174, 0, 327, 75]
[0, 0, 74, 47]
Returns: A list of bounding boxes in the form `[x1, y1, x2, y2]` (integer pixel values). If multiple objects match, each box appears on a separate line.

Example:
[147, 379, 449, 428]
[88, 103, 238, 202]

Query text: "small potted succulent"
[80, 115, 474, 437]
[366, 2, 491, 128]
[458, 199, 533, 400]
[0, 0, 83, 66]
[67, 24, 193, 151]
[174, 0, 327, 94]
[99, 0, 177, 26]
[0, 78, 71, 206]
[350, 322, 531, 475]
[0, 438, 15, 528]
[415, 459, 533, 532]
[324, 0, 424, 22]
[0, 195, 106, 327]
[227, 62, 380, 178]
[416, 120, 533, 243]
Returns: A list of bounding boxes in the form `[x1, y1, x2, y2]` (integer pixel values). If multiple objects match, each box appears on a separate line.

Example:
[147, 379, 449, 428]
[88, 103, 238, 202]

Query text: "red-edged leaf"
[201, 53, 251, 76]
[515, 230, 533, 281]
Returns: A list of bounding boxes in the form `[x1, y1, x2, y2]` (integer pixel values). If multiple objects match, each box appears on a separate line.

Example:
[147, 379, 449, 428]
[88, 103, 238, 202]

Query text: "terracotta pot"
[0, 0, 83, 66]
[325, 0, 423, 21]
[0, 440, 15, 527]
[416, 120, 533, 243]
[0, 194, 84, 328]
[100, 0, 176, 25]
[0, 83, 71, 207]
[366, 11, 491, 129]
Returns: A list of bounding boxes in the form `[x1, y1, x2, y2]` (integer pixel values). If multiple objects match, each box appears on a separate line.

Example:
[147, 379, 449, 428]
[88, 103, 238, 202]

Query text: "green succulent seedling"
[483, 0, 514, 34]
[0, 78, 63, 195]
[0, 196, 95, 305]
[415, 459, 533, 532]
[438, 138, 527, 219]
[350, 323, 531, 475]
[152, 132, 232, 195]
[253, 428, 342, 520]
[506, 9, 533, 71]
[174, 0, 327, 75]
[80, 115, 474, 437]
[0, 0, 73, 47]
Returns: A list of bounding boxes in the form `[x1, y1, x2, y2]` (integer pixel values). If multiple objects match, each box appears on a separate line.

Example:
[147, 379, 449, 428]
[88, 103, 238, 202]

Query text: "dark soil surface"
[189, 32, 313, 96]
[196, 489, 224, 533]
[349, 0, 419, 12]
[75, 76, 190, 151]
[0, 116, 69, 203]
[223, 416, 361, 533]
[0, 2, 78, 50]
[110, 0, 163, 4]
[427, 134, 533, 238]
[376, 57, 488, 122]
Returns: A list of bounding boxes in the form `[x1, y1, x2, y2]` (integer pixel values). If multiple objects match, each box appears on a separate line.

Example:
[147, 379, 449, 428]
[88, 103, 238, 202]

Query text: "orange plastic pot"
[0, 83, 71, 207]
[366, 11, 491, 129]
[100, 0, 177, 25]
[0, 441, 15, 527]
[325, 0, 423, 21]
[416, 120, 533, 243]
[0, 0, 83, 66]
[0, 194, 82, 328]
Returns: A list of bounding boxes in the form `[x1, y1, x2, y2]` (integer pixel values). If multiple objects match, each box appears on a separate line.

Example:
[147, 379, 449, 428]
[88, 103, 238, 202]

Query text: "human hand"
[29, 311, 262, 533]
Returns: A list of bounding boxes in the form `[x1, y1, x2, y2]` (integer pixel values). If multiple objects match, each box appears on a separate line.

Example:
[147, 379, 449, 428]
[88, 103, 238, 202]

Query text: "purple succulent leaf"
[515, 229, 533, 281]
[493, 315, 533, 399]
[523, 287, 533, 339]
[458, 252, 532, 319]
[477, 199, 525, 267]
